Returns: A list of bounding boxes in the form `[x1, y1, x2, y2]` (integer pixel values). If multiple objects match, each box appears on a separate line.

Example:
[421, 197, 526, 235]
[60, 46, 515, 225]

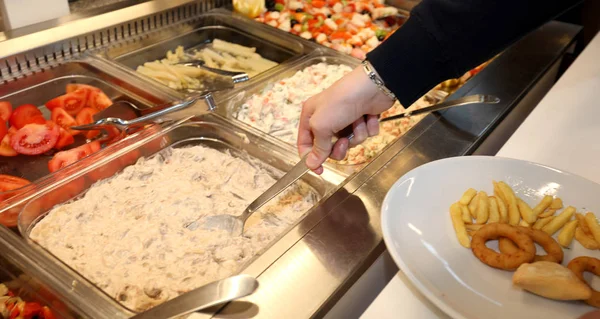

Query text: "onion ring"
[498, 226, 563, 263]
[471, 223, 535, 270]
[567, 256, 600, 308]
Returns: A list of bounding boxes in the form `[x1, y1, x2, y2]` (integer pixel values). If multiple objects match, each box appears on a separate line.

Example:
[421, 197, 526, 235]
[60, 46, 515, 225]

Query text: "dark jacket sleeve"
[367, 0, 581, 107]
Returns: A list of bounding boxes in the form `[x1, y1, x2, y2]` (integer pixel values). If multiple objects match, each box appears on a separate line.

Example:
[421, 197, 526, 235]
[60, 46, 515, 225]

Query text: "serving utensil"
[131, 274, 258, 319]
[176, 59, 250, 84]
[202, 94, 500, 235]
[347, 94, 500, 140]
[70, 94, 214, 139]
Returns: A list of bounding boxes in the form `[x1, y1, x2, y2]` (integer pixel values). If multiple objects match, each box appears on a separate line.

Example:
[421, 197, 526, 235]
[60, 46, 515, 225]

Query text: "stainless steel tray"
[0, 57, 177, 223]
[17, 113, 346, 317]
[100, 11, 311, 98]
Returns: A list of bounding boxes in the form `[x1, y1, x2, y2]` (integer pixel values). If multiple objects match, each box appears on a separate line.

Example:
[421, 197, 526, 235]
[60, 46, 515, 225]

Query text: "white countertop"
[361, 30, 600, 319]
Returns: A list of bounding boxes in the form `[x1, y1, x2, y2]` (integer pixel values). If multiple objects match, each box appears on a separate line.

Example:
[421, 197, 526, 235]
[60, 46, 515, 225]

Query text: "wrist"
[361, 60, 397, 102]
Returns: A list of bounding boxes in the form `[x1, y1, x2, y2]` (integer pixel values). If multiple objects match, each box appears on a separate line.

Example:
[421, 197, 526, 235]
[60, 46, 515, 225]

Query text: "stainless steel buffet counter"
[0, 0, 582, 318]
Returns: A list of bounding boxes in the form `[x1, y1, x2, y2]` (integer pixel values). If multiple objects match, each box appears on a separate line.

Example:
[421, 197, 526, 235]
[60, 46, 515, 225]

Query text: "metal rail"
[0, 0, 231, 82]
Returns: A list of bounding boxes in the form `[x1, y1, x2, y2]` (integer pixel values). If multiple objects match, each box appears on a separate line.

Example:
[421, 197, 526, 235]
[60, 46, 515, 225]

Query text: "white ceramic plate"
[381, 156, 600, 319]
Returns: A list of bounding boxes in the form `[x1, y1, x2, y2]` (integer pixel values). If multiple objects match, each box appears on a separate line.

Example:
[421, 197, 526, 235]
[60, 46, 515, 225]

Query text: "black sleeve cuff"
[366, 14, 455, 107]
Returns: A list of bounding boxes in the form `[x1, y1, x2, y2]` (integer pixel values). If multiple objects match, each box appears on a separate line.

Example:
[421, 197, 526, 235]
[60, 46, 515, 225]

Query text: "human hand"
[297, 66, 395, 174]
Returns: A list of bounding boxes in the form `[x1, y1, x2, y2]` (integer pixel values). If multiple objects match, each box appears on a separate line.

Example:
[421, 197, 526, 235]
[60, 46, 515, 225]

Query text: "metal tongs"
[176, 59, 250, 84]
[70, 94, 215, 138]
[201, 94, 500, 235]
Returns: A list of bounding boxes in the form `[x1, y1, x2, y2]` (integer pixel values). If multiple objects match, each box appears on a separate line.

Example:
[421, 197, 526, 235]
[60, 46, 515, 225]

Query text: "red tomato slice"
[40, 306, 57, 319]
[9, 104, 45, 129]
[0, 206, 20, 227]
[55, 127, 75, 150]
[10, 123, 60, 155]
[51, 107, 79, 136]
[0, 121, 7, 142]
[87, 140, 101, 153]
[75, 107, 100, 139]
[45, 89, 88, 116]
[87, 89, 113, 111]
[66, 83, 101, 93]
[20, 302, 42, 317]
[47, 143, 93, 173]
[0, 174, 30, 192]
[0, 101, 12, 122]
[0, 134, 17, 157]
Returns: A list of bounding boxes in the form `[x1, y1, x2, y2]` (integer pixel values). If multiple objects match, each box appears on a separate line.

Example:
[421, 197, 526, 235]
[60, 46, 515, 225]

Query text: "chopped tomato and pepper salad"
[254, 0, 404, 59]
[0, 84, 112, 204]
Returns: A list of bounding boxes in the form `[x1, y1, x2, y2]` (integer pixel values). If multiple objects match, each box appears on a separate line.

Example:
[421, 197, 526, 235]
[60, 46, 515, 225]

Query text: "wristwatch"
[362, 60, 396, 101]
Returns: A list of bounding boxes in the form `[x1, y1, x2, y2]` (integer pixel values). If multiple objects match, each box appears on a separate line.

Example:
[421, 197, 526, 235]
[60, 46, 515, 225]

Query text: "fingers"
[366, 114, 380, 137]
[297, 100, 316, 157]
[330, 138, 349, 161]
[578, 310, 600, 319]
[306, 117, 334, 171]
[349, 118, 368, 147]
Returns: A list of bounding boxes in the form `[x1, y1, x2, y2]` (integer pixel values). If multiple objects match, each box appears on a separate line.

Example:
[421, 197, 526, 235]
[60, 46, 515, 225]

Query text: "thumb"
[305, 127, 333, 171]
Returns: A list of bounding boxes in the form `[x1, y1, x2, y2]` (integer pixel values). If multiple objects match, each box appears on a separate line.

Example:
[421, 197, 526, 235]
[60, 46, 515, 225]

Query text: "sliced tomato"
[87, 140, 101, 153]
[75, 107, 100, 139]
[87, 90, 112, 111]
[0, 174, 30, 192]
[40, 306, 57, 319]
[45, 89, 88, 116]
[66, 83, 101, 93]
[0, 206, 20, 227]
[47, 143, 93, 173]
[10, 123, 60, 155]
[51, 107, 79, 136]
[0, 121, 7, 142]
[9, 104, 45, 129]
[0, 101, 12, 121]
[20, 302, 42, 318]
[55, 127, 75, 150]
[0, 134, 17, 157]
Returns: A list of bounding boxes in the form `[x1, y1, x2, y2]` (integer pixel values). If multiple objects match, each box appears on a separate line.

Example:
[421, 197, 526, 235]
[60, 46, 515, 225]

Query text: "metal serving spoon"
[201, 94, 500, 236]
[131, 274, 258, 319]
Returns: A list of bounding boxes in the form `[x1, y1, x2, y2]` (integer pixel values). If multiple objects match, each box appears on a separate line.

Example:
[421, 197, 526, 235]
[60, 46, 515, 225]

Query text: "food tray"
[0, 226, 86, 318]
[18, 113, 341, 316]
[102, 11, 310, 98]
[0, 57, 176, 215]
[217, 51, 445, 173]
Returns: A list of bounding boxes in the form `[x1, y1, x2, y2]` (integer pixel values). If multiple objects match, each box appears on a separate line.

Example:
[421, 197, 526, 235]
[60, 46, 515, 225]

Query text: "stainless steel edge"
[212, 20, 582, 319]
[0, 0, 232, 82]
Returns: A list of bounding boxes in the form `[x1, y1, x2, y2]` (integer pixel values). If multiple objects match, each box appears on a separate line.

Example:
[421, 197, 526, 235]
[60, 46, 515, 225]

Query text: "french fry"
[542, 206, 575, 235]
[517, 198, 537, 224]
[550, 198, 564, 210]
[459, 204, 471, 224]
[533, 195, 553, 216]
[475, 191, 489, 224]
[450, 203, 470, 248]
[465, 224, 484, 231]
[496, 195, 508, 223]
[468, 192, 480, 218]
[466, 229, 477, 237]
[519, 219, 531, 227]
[459, 188, 477, 206]
[538, 209, 556, 218]
[533, 216, 554, 230]
[576, 212, 592, 235]
[558, 220, 578, 247]
[497, 181, 520, 225]
[488, 197, 500, 223]
[575, 227, 599, 250]
[584, 213, 600, 245]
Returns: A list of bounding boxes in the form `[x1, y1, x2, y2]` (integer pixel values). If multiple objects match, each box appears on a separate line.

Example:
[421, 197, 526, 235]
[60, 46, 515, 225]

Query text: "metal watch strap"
[362, 60, 396, 101]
